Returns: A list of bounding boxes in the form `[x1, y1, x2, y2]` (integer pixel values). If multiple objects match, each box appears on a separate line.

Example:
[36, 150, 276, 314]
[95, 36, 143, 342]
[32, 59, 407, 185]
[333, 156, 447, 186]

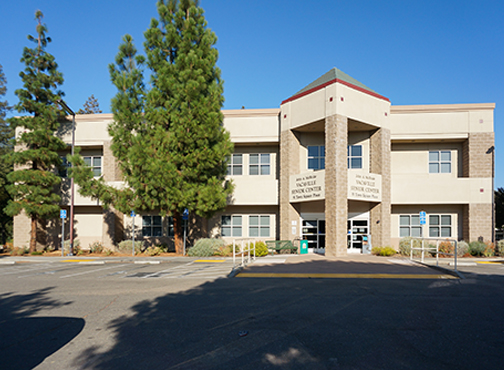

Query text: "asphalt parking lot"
[1, 254, 503, 370]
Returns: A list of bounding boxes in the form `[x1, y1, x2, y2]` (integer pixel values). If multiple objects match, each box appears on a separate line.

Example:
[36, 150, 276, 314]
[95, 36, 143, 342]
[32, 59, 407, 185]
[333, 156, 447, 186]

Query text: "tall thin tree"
[71, 0, 233, 254]
[6, 11, 67, 252]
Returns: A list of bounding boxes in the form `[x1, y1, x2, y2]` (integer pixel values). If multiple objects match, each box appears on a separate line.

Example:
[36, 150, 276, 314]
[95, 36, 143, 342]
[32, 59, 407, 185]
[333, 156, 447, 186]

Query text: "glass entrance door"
[347, 219, 368, 253]
[302, 219, 325, 254]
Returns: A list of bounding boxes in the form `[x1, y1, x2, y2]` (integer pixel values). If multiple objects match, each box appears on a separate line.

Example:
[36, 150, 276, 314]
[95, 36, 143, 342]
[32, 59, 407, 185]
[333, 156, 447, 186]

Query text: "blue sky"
[1, 0, 503, 188]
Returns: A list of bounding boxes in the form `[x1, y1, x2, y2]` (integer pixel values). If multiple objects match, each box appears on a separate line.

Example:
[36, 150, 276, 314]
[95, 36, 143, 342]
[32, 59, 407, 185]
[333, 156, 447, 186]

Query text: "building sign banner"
[348, 172, 382, 202]
[290, 171, 325, 202]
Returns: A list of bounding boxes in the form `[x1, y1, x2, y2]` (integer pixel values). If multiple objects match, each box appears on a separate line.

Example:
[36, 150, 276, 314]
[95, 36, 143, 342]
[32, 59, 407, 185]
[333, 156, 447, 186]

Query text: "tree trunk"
[173, 211, 183, 255]
[30, 216, 37, 253]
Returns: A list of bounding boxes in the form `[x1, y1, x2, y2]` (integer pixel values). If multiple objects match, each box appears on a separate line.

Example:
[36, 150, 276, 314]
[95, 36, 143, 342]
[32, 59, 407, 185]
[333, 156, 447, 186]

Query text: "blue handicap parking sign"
[60, 210, 67, 219]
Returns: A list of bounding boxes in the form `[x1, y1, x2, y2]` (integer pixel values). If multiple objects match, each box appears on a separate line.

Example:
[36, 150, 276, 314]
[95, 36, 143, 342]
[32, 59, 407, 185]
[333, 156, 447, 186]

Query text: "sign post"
[182, 208, 189, 256]
[60, 210, 67, 256]
[130, 210, 136, 256]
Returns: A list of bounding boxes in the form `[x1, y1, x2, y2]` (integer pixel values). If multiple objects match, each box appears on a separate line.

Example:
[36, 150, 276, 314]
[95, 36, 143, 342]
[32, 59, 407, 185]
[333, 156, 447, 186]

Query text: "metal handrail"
[409, 237, 458, 272]
[232, 239, 256, 268]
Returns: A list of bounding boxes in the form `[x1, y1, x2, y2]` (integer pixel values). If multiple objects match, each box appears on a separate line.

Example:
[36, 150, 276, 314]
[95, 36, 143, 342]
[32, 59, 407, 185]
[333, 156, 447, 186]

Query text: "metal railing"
[232, 239, 256, 268]
[409, 237, 458, 272]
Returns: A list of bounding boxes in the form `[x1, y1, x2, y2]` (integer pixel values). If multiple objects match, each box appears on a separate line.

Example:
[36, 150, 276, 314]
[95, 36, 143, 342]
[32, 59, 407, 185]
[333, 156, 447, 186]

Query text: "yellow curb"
[62, 259, 94, 263]
[476, 261, 504, 264]
[194, 259, 226, 263]
[236, 273, 458, 279]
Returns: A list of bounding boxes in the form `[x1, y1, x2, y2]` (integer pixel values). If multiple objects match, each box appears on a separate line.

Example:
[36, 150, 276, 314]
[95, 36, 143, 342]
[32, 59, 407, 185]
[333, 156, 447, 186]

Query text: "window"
[84, 156, 102, 177]
[429, 151, 451, 173]
[429, 215, 451, 237]
[142, 215, 162, 237]
[399, 215, 422, 237]
[227, 154, 243, 175]
[249, 215, 270, 237]
[59, 156, 70, 177]
[249, 154, 270, 175]
[347, 145, 362, 169]
[221, 215, 242, 237]
[307, 145, 325, 170]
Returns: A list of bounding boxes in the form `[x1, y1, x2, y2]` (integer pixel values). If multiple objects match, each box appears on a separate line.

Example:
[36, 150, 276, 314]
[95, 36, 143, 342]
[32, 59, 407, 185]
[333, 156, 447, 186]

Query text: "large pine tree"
[0, 64, 13, 244]
[6, 11, 67, 252]
[72, 0, 233, 254]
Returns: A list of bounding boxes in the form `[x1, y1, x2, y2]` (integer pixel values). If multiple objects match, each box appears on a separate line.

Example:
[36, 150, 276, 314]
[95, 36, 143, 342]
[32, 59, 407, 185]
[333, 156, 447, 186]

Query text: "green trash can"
[300, 240, 308, 254]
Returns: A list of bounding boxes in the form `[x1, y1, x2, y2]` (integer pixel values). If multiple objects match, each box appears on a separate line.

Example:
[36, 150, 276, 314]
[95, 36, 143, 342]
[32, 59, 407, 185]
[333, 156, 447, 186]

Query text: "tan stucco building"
[13, 68, 495, 255]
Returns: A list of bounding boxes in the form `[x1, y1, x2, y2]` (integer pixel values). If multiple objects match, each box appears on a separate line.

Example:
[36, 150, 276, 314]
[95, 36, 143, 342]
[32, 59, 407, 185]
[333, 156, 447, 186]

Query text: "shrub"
[63, 239, 80, 254]
[251, 241, 269, 257]
[145, 246, 162, 256]
[187, 238, 225, 257]
[30, 251, 43, 255]
[483, 242, 495, 257]
[468, 241, 486, 256]
[497, 240, 504, 257]
[155, 244, 170, 253]
[105, 249, 114, 256]
[372, 246, 396, 257]
[116, 240, 144, 255]
[438, 240, 455, 257]
[457, 241, 470, 257]
[10, 247, 28, 256]
[399, 237, 421, 256]
[89, 241, 104, 254]
[2, 242, 13, 254]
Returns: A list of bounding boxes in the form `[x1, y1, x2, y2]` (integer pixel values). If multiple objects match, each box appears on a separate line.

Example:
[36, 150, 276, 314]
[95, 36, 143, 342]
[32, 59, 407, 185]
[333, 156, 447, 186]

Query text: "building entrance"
[301, 217, 325, 254]
[347, 215, 369, 253]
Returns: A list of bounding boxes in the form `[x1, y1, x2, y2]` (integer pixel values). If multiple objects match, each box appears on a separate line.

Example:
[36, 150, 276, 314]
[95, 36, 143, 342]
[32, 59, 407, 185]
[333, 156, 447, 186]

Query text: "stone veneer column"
[279, 129, 300, 241]
[13, 211, 31, 248]
[463, 132, 494, 242]
[369, 128, 391, 248]
[325, 114, 348, 257]
[102, 141, 122, 182]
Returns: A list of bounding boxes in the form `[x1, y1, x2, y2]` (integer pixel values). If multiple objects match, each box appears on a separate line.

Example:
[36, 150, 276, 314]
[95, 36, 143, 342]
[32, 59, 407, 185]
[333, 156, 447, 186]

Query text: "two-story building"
[13, 68, 495, 256]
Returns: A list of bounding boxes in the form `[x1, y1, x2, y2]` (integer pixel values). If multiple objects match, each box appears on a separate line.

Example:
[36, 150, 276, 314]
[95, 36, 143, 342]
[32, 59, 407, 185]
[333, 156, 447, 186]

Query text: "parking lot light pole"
[57, 100, 75, 256]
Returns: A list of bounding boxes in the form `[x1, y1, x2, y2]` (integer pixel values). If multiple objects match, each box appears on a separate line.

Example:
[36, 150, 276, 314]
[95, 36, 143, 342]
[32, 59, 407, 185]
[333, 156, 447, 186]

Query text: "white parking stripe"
[141, 262, 195, 278]
[59, 264, 128, 278]
[0, 264, 55, 275]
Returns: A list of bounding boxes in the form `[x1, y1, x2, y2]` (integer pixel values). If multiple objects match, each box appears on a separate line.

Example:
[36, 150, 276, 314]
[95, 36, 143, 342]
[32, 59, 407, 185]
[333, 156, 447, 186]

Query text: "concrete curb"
[410, 259, 465, 279]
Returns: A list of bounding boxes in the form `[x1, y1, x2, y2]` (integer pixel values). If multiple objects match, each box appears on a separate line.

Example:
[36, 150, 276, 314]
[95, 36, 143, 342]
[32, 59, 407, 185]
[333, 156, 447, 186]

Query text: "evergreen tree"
[71, 0, 233, 254]
[77, 94, 102, 114]
[6, 11, 67, 252]
[0, 64, 13, 244]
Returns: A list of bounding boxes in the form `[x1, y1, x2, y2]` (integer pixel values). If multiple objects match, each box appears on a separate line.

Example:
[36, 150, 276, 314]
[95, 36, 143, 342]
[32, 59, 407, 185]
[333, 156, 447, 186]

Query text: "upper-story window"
[307, 145, 325, 170]
[84, 156, 102, 177]
[429, 151, 451, 173]
[227, 154, 243, 175]
[249, 154, 270, 175]
[347, 145, 362, 169]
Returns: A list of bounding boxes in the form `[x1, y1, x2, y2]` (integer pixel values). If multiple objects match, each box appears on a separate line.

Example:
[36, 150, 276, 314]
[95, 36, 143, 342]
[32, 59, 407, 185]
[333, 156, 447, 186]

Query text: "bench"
[265, 240, 298, 256]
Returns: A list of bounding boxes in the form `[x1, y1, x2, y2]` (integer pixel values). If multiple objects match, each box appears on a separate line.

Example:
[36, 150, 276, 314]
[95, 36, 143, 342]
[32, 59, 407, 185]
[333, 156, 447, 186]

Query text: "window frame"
[221, 215, 242, 237]
[307, 145, 325, 170]
[429, 150, 451, 174]
[249, 215, 271, 237]
[249, 153, 271, 175]
[399, 215, 422, 238]
[428, 214, 452, 238]
[142, 215, 163, 238]
[347, 145, 363, 169]
[226, 154, 243, 176]
[83, 155, 102, 177]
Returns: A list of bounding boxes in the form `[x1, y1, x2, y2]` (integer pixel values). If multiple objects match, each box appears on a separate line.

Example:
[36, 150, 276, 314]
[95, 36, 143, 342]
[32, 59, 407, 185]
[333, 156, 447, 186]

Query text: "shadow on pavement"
[0, 288, 83, 370]
[72, 259, 504, 370]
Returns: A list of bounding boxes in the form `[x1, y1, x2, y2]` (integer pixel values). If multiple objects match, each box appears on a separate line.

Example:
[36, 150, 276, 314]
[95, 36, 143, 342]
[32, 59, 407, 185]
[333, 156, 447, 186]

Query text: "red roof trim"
[281, 78, 390, 105]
